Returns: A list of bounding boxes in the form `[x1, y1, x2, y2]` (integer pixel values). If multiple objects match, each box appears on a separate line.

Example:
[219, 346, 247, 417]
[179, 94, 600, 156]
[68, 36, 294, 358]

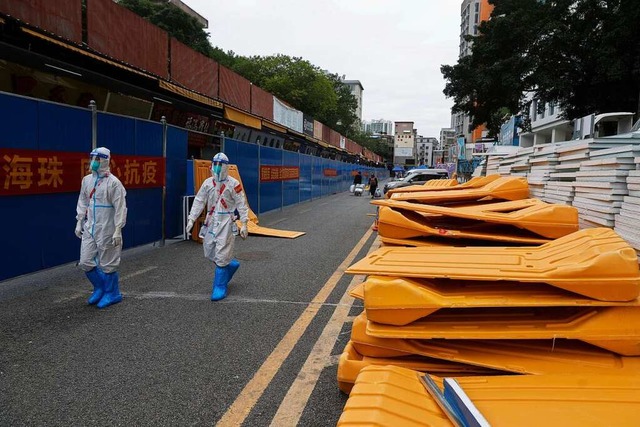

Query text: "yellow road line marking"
[268, 275, 364, 426]
[216, 228, 373, 427]
[269, 237, 378, 426]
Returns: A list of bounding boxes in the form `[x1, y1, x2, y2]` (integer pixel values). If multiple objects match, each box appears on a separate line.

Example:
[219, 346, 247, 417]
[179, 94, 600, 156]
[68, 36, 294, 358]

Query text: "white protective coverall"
[188, 154, 249, 267]
[76, 148, 127, 273]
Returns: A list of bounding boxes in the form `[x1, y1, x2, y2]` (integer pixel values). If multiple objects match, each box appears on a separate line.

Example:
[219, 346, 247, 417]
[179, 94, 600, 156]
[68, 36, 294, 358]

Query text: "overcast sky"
[186, 0, 461, 138]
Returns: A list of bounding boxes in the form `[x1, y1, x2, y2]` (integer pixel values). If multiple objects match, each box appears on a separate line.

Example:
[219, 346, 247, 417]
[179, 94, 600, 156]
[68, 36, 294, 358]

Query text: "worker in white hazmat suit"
[185, 152, 249, 301]
[75, 147, 127, 309]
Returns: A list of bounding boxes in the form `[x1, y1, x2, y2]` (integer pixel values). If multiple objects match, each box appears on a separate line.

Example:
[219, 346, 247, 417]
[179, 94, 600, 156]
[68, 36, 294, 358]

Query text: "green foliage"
[442, 0, 640, 136]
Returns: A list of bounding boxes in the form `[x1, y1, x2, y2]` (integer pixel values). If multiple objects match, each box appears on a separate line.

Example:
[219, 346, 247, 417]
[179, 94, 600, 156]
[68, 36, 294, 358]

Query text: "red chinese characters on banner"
[260, 165, 300, 182]
[1, 149, 165, 196]
[323, 168, 337, 177]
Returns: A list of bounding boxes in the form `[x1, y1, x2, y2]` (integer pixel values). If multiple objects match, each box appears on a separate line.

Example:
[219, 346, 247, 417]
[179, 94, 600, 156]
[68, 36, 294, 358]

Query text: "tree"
[442, 0, 640, 136]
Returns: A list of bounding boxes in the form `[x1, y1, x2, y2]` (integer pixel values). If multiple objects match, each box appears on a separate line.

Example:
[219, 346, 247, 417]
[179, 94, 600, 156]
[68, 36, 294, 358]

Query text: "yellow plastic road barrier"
[385, 179, 459, 197]
[339, 365, 640, 427]
[348, 282, 365, 300]
[193, 160, 305, 239]
[359, 276, 640, 326]
[346, 227, 640, 302]
[366, 306, 640, 355]
[350, 312, 640, 375]
[376, 205, 551, 245]
[389, 176, 529, 204]
[385, 175, 501, 198]
[379, 235, 460, 247]
[374, 198, 579, 239]
[337, 365, 451, 427]
[337, 341, 505, 394]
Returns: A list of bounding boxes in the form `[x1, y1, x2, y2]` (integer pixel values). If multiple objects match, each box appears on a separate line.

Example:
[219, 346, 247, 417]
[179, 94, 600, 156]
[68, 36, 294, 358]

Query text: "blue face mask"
[90, 160, 100, 172]
[213, 164, 222, 176]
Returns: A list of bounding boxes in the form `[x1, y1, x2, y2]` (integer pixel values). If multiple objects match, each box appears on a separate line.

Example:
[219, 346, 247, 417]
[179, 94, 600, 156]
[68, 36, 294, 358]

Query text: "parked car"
[382, 169, 449, 194]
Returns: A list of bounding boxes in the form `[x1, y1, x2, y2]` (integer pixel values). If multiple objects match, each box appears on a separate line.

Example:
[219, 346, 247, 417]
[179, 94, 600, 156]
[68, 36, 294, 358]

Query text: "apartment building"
[453, 0, 494, 143]
[394, 121, 415, 166]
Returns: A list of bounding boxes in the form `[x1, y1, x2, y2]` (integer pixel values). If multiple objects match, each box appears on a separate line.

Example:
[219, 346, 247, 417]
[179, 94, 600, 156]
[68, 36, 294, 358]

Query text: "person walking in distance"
[368, 173, 378, 198]
[185, 153, 249, 301]
[353, 171, 362, 186]
[75, 147, 127, 309]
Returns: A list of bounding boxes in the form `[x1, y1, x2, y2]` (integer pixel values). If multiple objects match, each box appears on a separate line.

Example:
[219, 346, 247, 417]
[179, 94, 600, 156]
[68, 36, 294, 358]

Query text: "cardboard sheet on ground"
[365, 306, 640, 355]
[389, 176, 529, 204]
[337, 341, 504, 394]
[193, 160, 305, 238]
[350, 313, 640, 375]
[374, 198, 579, 239]
[338, 365, 640, 427]
[346, 227, 640, 302]
[354, 276, 640, 326]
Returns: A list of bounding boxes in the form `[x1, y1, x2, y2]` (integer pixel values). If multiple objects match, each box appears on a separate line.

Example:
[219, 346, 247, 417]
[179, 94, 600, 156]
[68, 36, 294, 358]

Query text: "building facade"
[437, 128, 456, 163]
[453, 0, 494, 143]
[343, 80, 364, 124]
[394, 121, 415, 166]
[363, 119, 393, 135]
[415, 136, 436, 167]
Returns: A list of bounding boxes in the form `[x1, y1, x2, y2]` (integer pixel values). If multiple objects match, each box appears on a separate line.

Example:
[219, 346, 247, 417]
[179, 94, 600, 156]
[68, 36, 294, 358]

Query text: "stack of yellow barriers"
[336, 175, 640, 426]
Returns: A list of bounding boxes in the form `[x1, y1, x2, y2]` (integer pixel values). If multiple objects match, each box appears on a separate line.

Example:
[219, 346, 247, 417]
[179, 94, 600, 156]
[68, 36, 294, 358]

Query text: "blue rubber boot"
[85, 268, 105, 305]
[97, 271, 122, 309]
[227, 259, 240, 282]
[211, 265, 230, 301]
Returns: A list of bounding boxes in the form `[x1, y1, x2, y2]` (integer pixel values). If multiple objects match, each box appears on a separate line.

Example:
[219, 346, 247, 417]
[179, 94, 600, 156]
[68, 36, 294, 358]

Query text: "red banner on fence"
[323, 168, 337, 177]
[1, 149, 165, 196]
[260, 165, 300, 182]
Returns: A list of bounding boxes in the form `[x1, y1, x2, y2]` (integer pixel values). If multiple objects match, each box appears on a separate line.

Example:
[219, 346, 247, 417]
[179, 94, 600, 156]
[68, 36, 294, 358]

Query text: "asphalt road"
[0, 182, 386, 427]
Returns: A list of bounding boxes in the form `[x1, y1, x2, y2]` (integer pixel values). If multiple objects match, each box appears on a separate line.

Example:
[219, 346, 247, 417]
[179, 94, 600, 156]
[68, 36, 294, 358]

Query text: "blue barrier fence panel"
[283, 150, 300, 207]
[166, 126, 188, 238]
[0, 92, 38, 149]
[299, 154, 313, 202]
[259, 146, 283, 213]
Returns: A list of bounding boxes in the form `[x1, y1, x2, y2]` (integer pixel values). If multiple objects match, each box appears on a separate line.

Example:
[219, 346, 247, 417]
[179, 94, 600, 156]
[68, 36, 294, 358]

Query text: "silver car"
[383, 169, 449, 194]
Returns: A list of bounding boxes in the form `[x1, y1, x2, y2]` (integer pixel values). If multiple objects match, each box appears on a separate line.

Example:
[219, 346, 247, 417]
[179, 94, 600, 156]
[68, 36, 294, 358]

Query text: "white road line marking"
[122, 266, 157, 280]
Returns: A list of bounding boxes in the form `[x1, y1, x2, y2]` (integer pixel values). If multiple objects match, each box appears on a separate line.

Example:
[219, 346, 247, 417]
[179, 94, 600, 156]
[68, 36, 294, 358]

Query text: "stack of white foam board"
[509, 146, 533, 177]
[549, 140, 590, 181]
[527, 143, 559, 199]
[542, 181, 575, 205]
[614, 156, 640, 255]
[486, 155, 504, 176]
[573, 145, 640, 229]
[497, 150, 521, 176]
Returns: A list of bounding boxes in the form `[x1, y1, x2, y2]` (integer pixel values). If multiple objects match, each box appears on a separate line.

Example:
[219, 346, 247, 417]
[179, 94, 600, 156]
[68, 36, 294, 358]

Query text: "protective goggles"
[89, 151, 109, 160]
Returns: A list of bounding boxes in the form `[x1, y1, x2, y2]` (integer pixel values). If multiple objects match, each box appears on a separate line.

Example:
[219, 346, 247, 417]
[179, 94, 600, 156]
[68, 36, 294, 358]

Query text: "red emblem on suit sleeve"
[234, 184, 243, 193]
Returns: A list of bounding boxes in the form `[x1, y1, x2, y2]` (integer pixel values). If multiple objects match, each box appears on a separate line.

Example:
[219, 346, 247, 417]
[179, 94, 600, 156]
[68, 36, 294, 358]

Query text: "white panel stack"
[615, 156, 640, 256]
[528, 143, 559, 199]
[549, 140, 590, 181]
[543, 181, 575, 205]
[486, 155, 504, 176]
[573, 145, 640, 228]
